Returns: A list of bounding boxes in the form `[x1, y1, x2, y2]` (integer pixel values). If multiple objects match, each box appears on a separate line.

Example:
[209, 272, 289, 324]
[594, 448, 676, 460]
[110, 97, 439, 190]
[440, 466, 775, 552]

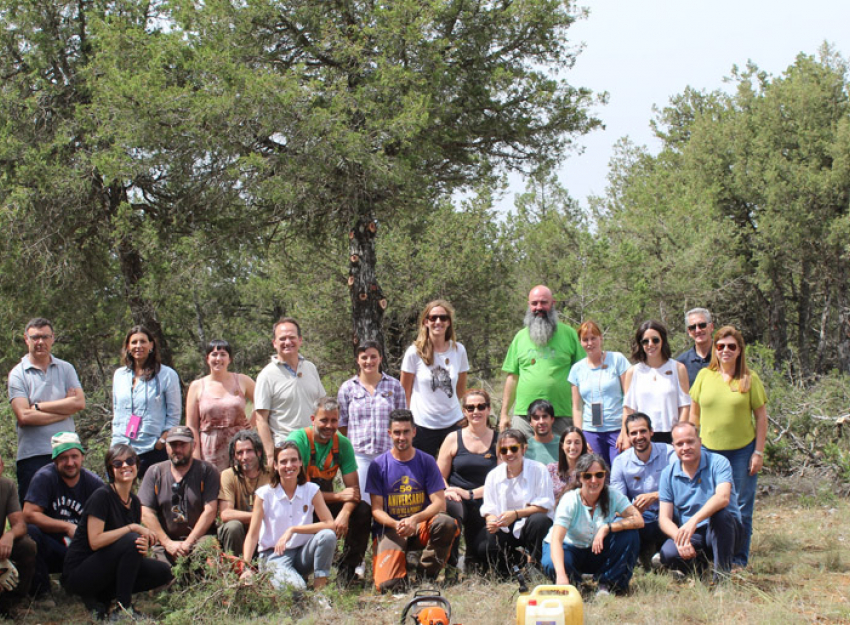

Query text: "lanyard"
[130, 371, 160, 415]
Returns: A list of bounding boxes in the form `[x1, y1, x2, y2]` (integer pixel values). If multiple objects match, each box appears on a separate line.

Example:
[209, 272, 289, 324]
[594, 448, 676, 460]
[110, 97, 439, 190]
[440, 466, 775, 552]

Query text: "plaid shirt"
[337, 374, 406, 456]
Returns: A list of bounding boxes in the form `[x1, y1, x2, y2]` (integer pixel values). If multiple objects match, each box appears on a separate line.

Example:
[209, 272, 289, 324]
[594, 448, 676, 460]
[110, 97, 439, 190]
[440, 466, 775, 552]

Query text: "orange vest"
[305, 427, 340, 485]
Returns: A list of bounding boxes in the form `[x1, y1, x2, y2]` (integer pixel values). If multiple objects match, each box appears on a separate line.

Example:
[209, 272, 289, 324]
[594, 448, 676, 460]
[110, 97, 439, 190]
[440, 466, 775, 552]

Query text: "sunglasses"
[110, 457, 138, 469]
[715, 342, 739, 352]
[427, 314, 450, 322]
[499, 444, 521, 455]
[580, 471, 607, 480]
[687, 322, 709, 331]
[463, 403, 489, 412]
[641, 337, 661, 346]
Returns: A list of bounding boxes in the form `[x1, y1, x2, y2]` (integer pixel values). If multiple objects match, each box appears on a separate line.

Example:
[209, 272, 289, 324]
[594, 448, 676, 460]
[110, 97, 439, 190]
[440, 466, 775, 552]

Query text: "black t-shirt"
[63, 485, 141, 572]
[25, 464, 104, 534]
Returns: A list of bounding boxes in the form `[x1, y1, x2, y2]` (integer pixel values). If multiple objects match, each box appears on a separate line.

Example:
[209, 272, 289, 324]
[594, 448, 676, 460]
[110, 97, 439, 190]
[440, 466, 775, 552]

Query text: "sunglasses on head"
[463, 403, 489, 412]
[687, 322, 709, 331]
[499, 444, 521, 455]
[715, 342, 738, 352]
[580, 471, 607, 480]
[427, 314, 450, 322]
[110, 457, 138, 469]
[641, 337, 661, 346]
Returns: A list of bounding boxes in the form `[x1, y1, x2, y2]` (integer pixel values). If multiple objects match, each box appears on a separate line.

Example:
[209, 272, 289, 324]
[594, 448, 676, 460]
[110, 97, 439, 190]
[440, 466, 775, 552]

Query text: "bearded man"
[499, 285, 585, 438]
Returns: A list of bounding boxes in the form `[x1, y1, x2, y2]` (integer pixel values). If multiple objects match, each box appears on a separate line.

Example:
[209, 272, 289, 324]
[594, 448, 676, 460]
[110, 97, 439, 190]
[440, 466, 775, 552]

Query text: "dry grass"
[5, 477, 850, 624]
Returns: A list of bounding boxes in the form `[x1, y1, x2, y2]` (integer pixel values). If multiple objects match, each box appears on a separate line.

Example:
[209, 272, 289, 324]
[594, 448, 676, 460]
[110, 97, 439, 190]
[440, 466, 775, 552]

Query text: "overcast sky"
[502, 0, 850, 210]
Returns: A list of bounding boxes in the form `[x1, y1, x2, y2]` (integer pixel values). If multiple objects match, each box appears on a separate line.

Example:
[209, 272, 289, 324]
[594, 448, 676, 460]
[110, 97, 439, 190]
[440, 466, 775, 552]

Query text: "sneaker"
[651, 552, 663, 570]
[669, 569, 687, 582]
[313, 595, 332, 611]
[109, 603, 143, 621]
[34, 593, 56, 610]
[595, 583, 611, 597]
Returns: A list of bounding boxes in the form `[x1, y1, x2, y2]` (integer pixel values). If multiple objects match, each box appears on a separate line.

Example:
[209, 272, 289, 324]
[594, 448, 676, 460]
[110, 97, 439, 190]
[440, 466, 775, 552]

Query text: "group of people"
[0, 289, 769, 617]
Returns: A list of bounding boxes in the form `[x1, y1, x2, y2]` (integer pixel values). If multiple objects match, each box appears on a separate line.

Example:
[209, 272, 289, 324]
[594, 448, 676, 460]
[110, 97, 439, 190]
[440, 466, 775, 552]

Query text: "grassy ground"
[5, 475, 849, 624]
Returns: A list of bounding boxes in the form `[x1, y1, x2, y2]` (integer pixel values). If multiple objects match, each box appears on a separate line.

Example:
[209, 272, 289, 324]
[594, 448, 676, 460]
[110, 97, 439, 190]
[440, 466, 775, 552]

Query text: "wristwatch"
[468, 489, 475, 501]
[33, 403, 40, 411]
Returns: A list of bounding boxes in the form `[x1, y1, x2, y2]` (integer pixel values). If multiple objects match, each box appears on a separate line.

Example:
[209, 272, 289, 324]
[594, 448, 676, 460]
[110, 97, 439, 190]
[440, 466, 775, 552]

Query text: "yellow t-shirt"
[690, 369, 767, 450]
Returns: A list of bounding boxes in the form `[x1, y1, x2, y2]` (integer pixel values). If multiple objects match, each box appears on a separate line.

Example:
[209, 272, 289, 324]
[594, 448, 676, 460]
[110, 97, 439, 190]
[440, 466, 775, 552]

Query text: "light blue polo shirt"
[610, 442, 675, 522]
[659, 449, 741, 528]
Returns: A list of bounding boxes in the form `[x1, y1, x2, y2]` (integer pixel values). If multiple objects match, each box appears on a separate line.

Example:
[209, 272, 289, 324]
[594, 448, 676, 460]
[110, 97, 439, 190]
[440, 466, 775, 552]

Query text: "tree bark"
[348, 212, 386, 363]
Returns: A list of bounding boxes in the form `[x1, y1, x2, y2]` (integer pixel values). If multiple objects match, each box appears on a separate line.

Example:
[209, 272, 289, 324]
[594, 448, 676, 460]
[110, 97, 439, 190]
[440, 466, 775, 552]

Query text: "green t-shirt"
[502, 322, 586, 417]
[525, 439, 560, 465]
[690, 369, 767, 451]
[286, 427, 358, 476]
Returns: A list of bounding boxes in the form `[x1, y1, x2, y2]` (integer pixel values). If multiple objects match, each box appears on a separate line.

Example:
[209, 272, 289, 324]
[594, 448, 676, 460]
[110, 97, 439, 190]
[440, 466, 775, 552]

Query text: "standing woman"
[111, 326, 181, 478]
[400, 300, 469, 458]
[186, 339, 255, 473]
[690, 326, 767, 568]
[242, 442, 337, 590]
[569, 321, 630, 466]
[547, 427, 589, 501]
[337, 341, 406, 503]
[62, 444, 173, 619]
[437, 389, 498, 570]
[475, 429, 554, 576]
[541, 453, 643, 595]
[622, 321, 690, 444]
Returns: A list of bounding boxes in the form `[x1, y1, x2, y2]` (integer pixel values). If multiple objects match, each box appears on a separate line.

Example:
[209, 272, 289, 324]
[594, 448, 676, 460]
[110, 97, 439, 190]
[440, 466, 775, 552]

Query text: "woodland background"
[1, 0, 849, 480]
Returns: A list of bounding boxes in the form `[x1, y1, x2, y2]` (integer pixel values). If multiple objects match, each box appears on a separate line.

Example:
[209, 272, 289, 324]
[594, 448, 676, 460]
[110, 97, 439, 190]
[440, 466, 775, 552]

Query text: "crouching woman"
[62, 444, 173, 619]
[542, 453, 643, 595]
[241, 442, 336, 590]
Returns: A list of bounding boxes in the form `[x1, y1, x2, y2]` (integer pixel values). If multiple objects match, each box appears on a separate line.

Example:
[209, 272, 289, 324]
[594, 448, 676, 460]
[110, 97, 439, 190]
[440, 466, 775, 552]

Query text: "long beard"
[524, 308, 558, 346]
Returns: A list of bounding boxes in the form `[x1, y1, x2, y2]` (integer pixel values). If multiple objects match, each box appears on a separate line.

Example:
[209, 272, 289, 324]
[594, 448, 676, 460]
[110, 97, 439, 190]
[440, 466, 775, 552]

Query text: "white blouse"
[481, 458, 554, 539]
[624, 360, 690, 433]
[254, 482, 320, 552]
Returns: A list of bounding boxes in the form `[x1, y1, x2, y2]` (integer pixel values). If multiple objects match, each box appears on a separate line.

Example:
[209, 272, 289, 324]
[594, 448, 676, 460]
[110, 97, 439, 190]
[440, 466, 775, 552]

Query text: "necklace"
[112, 484, 132, 507]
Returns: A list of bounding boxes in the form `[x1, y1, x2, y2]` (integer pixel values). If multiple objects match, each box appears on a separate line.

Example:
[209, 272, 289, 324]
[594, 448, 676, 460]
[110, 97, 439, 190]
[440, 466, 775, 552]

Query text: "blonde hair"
[708, 325, 751, 392]
[414, 299, 457, 366]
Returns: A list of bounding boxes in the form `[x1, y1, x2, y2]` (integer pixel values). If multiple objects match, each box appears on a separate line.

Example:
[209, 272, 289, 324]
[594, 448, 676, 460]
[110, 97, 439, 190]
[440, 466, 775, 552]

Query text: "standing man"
[0, 453, 36, 618]
[524, 399, 560, 465]
[139, 426, 220, 565]
[287, 398, 371, 585]
[500, 286, 585, 438]
[610, 413, 675, 567]
[254, 317, 326, 459]
[217, 431, 270, 558]
[676, 308, 715, 386]
[8, 318, 86, 504]
[366, 410, 458, 592]
[23, 432, 103, 600]
[658, 422, 743, 579]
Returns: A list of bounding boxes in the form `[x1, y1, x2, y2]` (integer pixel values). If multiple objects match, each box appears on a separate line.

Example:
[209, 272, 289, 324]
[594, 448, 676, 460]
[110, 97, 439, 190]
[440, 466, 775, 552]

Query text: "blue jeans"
[259, 529, 336, 590]
[659, 506, 743, 576]
[710, 441, 756, 566]
[541, 530, 640, 592]
[16, 455, 52, 506]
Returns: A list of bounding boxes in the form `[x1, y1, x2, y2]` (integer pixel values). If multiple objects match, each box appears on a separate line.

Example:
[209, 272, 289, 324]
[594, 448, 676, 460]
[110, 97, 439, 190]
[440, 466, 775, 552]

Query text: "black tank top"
[448, 429, 498, 490]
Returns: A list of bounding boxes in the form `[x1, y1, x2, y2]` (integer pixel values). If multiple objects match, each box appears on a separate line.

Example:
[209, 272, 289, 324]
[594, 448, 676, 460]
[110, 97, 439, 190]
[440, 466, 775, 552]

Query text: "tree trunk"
[837, 262, 850, 373]
[117, 237, 172, 367]
[796, 258, 811, 376]
[767, 270, 789, 369]
[348, 212, 387, 362]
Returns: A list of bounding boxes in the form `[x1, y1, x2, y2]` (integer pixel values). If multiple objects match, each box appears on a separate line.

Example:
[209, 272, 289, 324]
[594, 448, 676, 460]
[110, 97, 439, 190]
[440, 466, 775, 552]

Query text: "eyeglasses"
[715, 342, 738, 352]
[427, 314, 450, 322]
[687, 322, 709, 332]
[641, 337, 661, 346]
[499, 445, 521, 455]
[27, 334, 53, 342]
[463, 403, 489, 412]
[110, 457, 138, 468]
[580, 471, 607, 480]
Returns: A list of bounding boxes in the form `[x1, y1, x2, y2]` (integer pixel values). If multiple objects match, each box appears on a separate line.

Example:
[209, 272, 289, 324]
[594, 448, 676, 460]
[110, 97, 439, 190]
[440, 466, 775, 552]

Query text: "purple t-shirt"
[366, 450, 445, 521]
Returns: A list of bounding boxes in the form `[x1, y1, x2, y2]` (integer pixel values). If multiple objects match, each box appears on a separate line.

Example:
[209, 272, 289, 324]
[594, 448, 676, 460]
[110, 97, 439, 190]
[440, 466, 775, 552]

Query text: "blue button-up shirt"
[659, 449, 742, 528]
[610, 442, 675, 522]
[111, 365, 181, 453]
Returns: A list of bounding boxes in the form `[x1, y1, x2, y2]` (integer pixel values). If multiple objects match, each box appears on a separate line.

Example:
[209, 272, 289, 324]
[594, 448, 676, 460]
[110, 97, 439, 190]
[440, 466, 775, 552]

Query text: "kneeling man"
[366, 410, 457, 592]
[658, 422, 743, 578]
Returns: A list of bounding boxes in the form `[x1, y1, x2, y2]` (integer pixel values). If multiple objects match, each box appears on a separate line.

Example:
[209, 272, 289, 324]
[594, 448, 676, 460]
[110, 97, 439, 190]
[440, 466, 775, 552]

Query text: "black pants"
[0, 535, 36, 612]
[473, 511, 552, 576]
[16, 455, 52, 506]
[446, 497, 486, 567]
[322, 500, 372, 574]
[63, 533, 173, 607]
[26, 524, 66, 596]
[137, 448, 168, 480]
[413, 424, 461, 459]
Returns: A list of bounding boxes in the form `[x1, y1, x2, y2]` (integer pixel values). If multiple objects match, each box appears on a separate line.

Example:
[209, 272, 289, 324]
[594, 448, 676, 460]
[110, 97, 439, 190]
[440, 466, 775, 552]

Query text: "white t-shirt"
[624, 360, 690, 433]
[401, 342, 469, 429]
